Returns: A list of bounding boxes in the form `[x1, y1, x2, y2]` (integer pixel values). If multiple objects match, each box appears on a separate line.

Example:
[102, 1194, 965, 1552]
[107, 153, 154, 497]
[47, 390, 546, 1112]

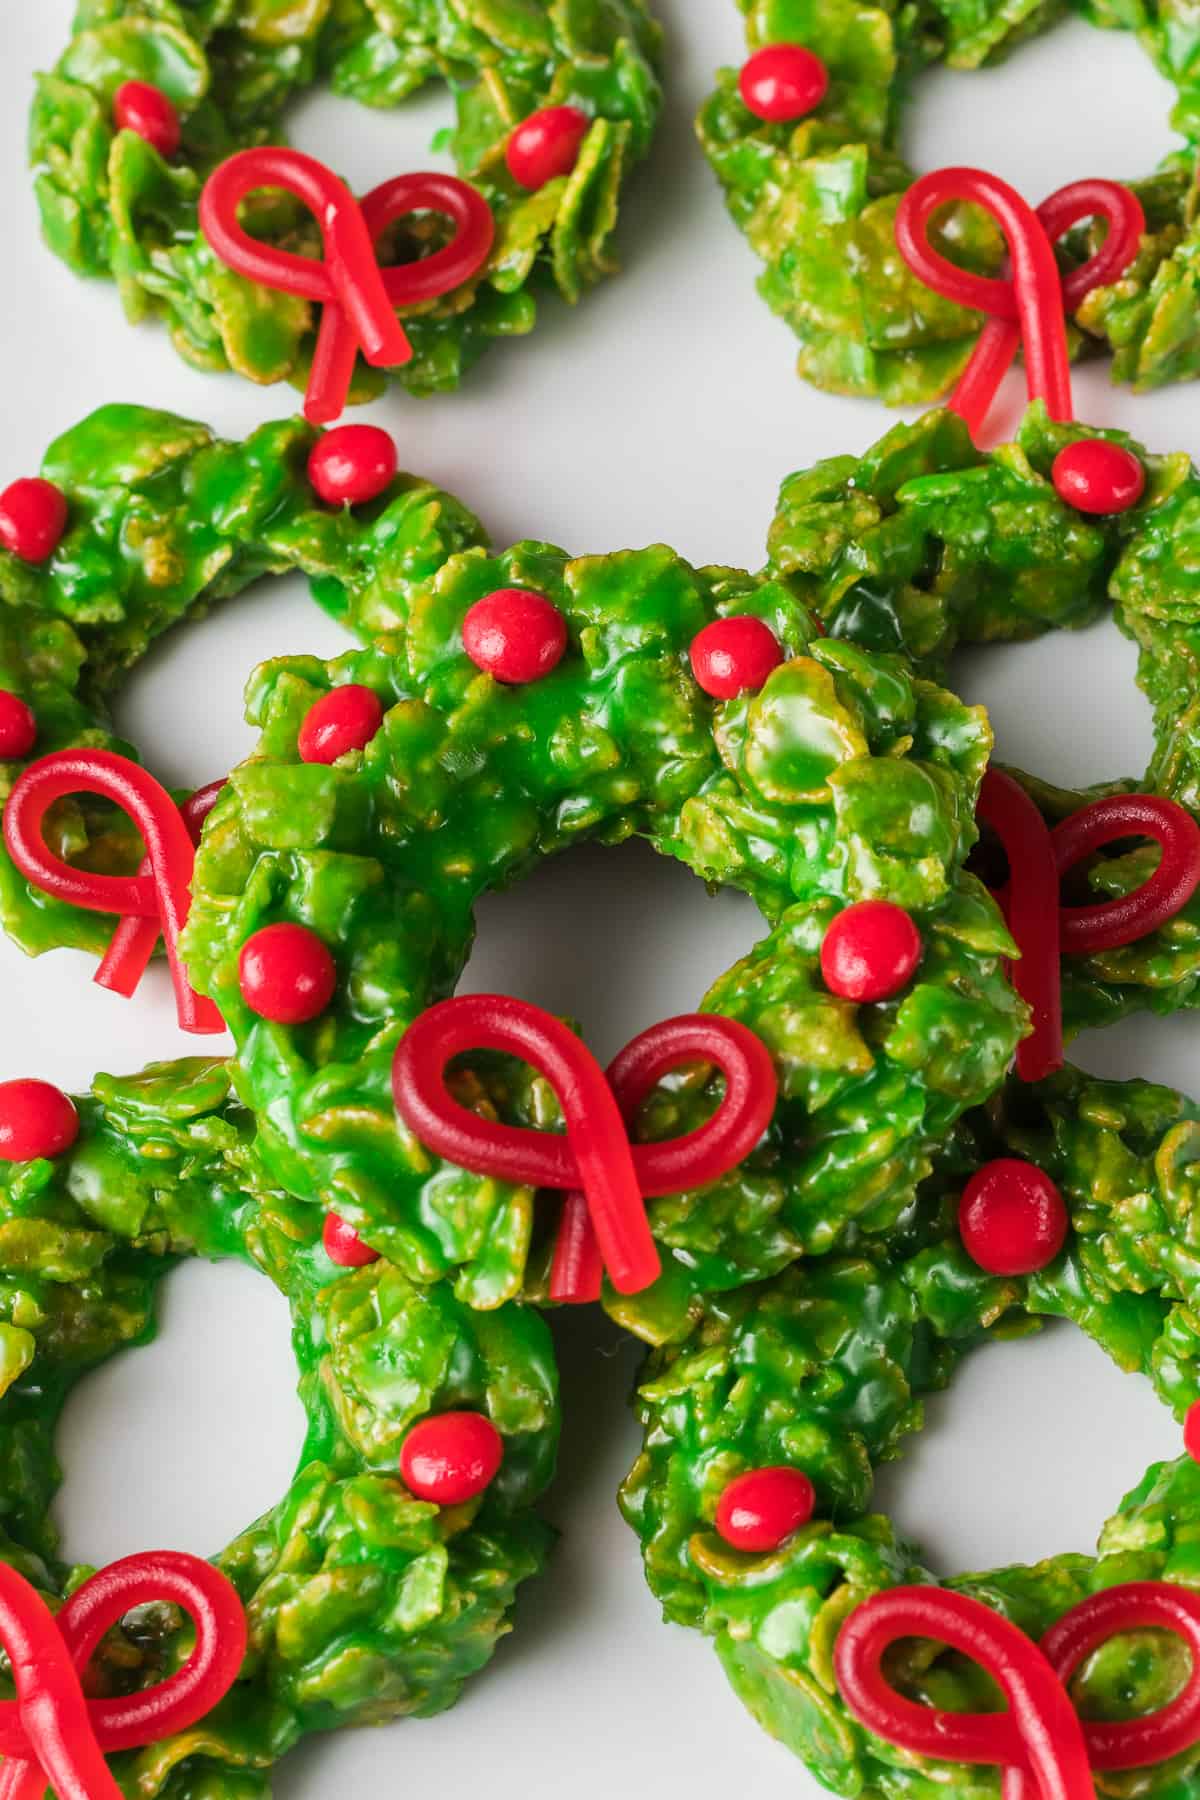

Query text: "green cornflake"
[32, 0, 662, 398]
[0, 1057, 558, 1796]
[701, 2, 1200, 402]
[622, 1064, 1200, 1798]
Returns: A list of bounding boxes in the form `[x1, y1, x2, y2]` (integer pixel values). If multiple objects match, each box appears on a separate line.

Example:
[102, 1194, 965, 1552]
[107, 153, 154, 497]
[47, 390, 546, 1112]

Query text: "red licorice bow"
[835, 1582, 1200, 1799]
[96, 778, 227, 1001]
[199, 149, 494, 424]
[2, 750, 224, 1034]
[977, 770, 1200, 1081]
[0, 1551, 246, 1800]
[392, 996, 777, 1300]
[896, 168, 1144, 439]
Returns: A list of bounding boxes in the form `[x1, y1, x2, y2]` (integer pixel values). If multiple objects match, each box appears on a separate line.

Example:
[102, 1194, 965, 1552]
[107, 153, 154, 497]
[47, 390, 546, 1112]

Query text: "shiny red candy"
[113, 81, 181, 158]
[307, 425, 398, 506]
[0, 479, 68, 565]
[506, 106, 590, 190]
[298, 684, 384, 764]
[739, 44, 829, 122]
[0, 1079, 79, 1162]
[690, 616, 784, 699]
[959, 1157, 1068, 1275]
[820, 900, 922, 1003]
[1052, 439, 1146, 515]
[400, 1411, 504, 1505]
[1186, 1400, 1200, 1466]
[715, 1467, 815, 1552]
[322, 1212, 380, 1268]
[0, 692, 36, 759]
[463, 589, 568, 683]
[238, 923, 337, 1024]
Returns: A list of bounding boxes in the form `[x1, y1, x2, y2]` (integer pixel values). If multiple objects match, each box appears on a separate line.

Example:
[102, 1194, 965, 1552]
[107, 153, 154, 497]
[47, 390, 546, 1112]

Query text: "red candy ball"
[739, 44, 829, 123]
[400, 1411, 504, 1506]
[959, 1158, 1069, 1276]
[820, 900, 922, 1003]
[716, 1466, 816, 1552]
[1185, 1400, 1200, 1466]
[0, 479, 68, 565]
[113, 81, 181, 158]
[690, 616, 784, 699]
[506, 106, 590, 190]
[1051, 440, 1145, 515]
[238, 923, 337, 1024]
[298, 685, 384, 764]
[308, 426, 398, 507]
[0, 1080, 79, 1163]
[0, 692, 36, 760]
[463, 589, 568, 684]
[322, 1212, 381, 1268]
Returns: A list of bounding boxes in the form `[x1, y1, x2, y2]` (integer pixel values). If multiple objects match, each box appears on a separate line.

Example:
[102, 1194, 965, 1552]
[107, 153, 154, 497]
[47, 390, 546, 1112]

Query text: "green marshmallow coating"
[0, 1056, 559, 1797]
[32, 0, 662, 399]
[701, 0, 1200, 403]
[621, 1063, 1200, 1798]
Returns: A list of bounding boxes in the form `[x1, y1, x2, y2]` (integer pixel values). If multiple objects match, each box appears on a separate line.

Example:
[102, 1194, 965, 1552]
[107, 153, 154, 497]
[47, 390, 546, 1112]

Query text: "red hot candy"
[0, 479, 68, 565]
[690, 616, 784, 699]
[2, 751, 223, 1035]
[0, 1080, 79, 1163]
[506, 107, 590, 190]
[1052, 439, 1146, 515]
[400, 1412, 504, 1505]
[820, 900, 922, 1003]
[715, 1468, 816, 1552]
[959, 1158, 1068, 1276]
[238, 922, 337, 1024]
[0, 693, 36, 760]
[298, 685, 385, 764]
[738, 44, 829, 122]
[1185, 1401, 1200, 1465]
[113, 81, 181, 158]
[0, 1551, 245, 1800]
[308, 425, 398, 506]
[322, 1212, 380, 1268]
[463, 590, 568, 684]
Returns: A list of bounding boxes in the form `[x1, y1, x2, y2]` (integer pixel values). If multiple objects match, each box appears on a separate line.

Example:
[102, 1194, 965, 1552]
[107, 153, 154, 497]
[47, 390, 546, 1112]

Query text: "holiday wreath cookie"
[620, 1062, 1200, 1796]
[0, 1055, 558, 1796]
[32, 0, 662, 402]
[699, 4, 1200, 402]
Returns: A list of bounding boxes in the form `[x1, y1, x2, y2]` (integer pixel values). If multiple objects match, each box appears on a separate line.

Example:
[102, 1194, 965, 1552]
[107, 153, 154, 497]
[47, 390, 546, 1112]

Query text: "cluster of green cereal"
[0, 1057, 559, 1798]
[700, 0, 1200, 402]
[32, 0, 662, 398]
[621, 1065, 1200, 1798]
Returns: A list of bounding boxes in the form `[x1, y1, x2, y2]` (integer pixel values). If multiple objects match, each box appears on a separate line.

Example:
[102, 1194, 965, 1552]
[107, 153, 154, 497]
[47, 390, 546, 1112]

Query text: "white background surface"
[0, 5, 1196, 1794]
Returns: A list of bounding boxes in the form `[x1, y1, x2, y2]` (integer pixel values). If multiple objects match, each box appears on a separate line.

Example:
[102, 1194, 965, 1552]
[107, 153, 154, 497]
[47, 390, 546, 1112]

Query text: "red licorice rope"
[392, 996, 777, 1299]
[549, 1014, 778, 1303]
[96, 778, 227, 1000]
[896, 169, 1143, 438]
[2, 751, 223, 1034]
[199, 150, 493, 423]
[836, 1582, 1200, 1799]
[0, 1551, 245, 1800]
[977, 774, 1200, 1080]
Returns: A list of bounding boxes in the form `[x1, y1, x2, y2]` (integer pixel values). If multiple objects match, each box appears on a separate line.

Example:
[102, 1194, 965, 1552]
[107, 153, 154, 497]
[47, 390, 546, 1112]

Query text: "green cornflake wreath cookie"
[620, 1062, 1200, 1798]
[700, 2, 1200, 403]
[32, 1, 662, 399]
[0, 402, 1023, 1331]
[0, 1055, 558, 1798]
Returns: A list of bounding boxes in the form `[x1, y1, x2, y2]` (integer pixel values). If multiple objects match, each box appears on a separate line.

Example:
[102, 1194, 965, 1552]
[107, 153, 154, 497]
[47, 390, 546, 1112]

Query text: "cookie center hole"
[874, 1320, 1181, 1574]
[462, 839, 763, 1065]
[909, 15, 1175, 192]
[54, 1258, 304, 1567]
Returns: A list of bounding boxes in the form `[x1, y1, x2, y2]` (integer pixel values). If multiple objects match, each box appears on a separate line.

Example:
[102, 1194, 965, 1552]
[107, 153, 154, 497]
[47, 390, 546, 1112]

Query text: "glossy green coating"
[174, 442, 1025, 1335]
[765, 399, 1200, 1033]
[33, 0, 662, 399]
[622, 1063, 1200, 1797]
[0, 1056, 558, 1795]
[700, 1, 1200, 403]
